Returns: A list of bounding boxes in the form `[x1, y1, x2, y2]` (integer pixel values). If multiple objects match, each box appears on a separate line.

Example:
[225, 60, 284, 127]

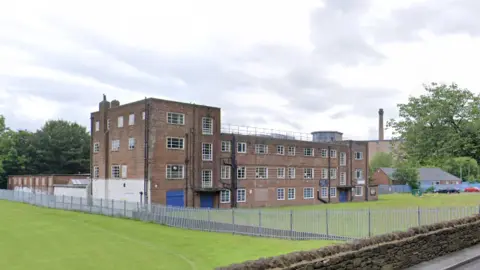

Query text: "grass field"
[0, 201, 336, 270]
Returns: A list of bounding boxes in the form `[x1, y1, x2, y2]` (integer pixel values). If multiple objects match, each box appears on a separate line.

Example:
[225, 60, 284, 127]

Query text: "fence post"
[417, 206, 421, 226]
[325, 209, 329, 237]
[232, 208, 235, 235]
[100, 198, 103, 215]
[70, 196, 73, 210]
[207, 209, 211, 232]
[54, 194, 56, 209]
[80, 197, 83, 211]
[258, 209, 262, 236]
[289, 210, 294, 240]
[111, 199, 114, 216]
[124, 200, 127, 217]
[368, 208, 372, 237]
[62, 195, 65, 209]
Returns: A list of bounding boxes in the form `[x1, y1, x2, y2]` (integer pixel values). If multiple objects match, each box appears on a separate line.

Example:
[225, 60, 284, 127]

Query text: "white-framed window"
[340, 172, 347, 185]
[117, 116, 124, 128]
[287, 188, 295, 200]
[255, 167, 268, 179]
[221, 141, 231, 152]
[321, 149, 328, 158]
[93, 142, 100, 153]
[129, 113, 135, 125]
[142, 111, 146, 120]
[121, 165, 128, 178]
[201, 170, 212, 188]
[304, 148, 314, 156]
[340, 152, 346, 166]
[330, 187, 337, 197]
[237, 189, 246, 202]
[276, 145, 284, 155]
[355, 169, 364, 179]
[167, 112, 185, 125]
[355, 152, 363, 160]
[111, 165, 121, 178]
[355, 186, 363, 196]
[304, 168, 314, 179]
[237, 166, 246, 179]
[220, 190, 230, 203]
[128, 137, 135, 150]
[237, 142, 247, 153]
[287, 146, 296, 156]
[321, 168, 328, 179]
[277, 188, 285, 200]
[111, 139, 120, 151]
[107, 119, 110, 130]
[95, 121, 100, 132]
[166, 165, 184, 179]
[93, 166, 99, 178]
[255, 144, 268, 154]
[202, 143, 213, 161]
[303, 187, 314, 199]
[167, 137, 185, 149]
[288, 167, 296, 179]
[221, 166, 231, 179]
[321, 187, 328, 198]
[202, 117, 213, 135]
[330, 149, 337, 158]
[330, 168, 337, 179]
[277, 168, 285, 179]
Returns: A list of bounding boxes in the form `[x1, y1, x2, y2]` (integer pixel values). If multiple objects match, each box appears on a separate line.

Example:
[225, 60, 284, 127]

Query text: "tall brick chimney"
[378, 108, 384, 140]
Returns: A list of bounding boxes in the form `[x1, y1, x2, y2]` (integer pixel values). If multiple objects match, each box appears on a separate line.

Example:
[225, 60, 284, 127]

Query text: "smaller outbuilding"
[373, 167, 462, 186]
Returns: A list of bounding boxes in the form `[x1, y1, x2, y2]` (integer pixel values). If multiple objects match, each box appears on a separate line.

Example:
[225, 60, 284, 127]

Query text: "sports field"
[0, 201, 335, 270]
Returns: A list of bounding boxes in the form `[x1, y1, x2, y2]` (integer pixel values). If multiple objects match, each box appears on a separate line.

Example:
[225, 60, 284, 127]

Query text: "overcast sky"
[1, 0, 480, 140]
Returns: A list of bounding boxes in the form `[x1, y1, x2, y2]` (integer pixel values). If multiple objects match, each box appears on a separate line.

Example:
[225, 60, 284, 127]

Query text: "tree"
[387, 83, 480, 165]
[392, 162, 420, 189]
[369, 152, 394, 183]
[441, 157, 479, 182]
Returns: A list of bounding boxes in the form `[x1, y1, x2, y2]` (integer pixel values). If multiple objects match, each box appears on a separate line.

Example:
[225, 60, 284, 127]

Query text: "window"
[111, 165, 121, 178]
[330, 149, 337, 158]
[237, 167, 246, 179]
[303, 188, 314, 199]
[355, 169, 363, 179]
[288, 167, 296, 179]
[201, 170, 212, 188]
[167, 112, 185, 125]
[304, 148, 314, 156]
[287, 146, 296, 156]
[321, 187, 328, 198]
[288, 188, 295, 200]
[111, 140, 120, 151]
[221, 141, 231, 152]
[93, 166, 99, 178]
[220, 190, 230, 203]
[277, 188, 285, 200]
[237, 189, 246, 202]
[167, 137, 185, 149]
[340, 152, 346, 166]
[321, 168, 328, 179]
[330, 168, 337, 179]
[355, 152, 363, 160]
[355, 186, 363, 196]
[330, 187, 337, 197]
[202, 117, 213, 135]
[340, 172, 347, 185]
[221, 166, 231, 179]
[255, 167, 268, 179]
[118, 116, 124, 128]
[128, 138, 135, 150]
[202, 143, 213, 161]
[93, 142, 100, 153]
[107, 119, 110, 130]
[237, 142, 247, 153]
[321, 149, 328, 158]
[129, 113, 135, 125]
[142, 111, 146, 120]
[166, 165, 184, 179]
[255, 144, 268, 154]
[276, 145, 284, 155]
[95, 121, 100, 131]
[304, 168, 314, 179]
[277, 168, 285, 179]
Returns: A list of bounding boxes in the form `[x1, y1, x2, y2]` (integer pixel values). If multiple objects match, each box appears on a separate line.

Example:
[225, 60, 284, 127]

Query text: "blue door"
[339, 190, 348, 203]
[200, 193, 214, 208]
[166, 190, 184, 207]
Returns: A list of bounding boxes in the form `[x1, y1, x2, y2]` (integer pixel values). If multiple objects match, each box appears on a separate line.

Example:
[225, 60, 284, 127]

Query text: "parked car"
[464, 187, 480, 192]
[436, 188, 460, 194]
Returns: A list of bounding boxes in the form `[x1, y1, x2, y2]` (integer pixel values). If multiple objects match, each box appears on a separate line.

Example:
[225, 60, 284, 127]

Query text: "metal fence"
[2, 189, 480, 241]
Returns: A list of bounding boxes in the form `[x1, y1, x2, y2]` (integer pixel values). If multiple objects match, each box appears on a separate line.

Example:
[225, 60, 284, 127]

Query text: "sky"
[1, 0, 480, 140]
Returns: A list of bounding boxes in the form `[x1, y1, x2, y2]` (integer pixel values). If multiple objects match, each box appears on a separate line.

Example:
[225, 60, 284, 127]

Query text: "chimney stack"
[378, 108, 384, 140]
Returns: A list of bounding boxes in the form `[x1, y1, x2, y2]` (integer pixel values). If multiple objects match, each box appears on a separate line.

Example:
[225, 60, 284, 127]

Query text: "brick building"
[90, 95, 378, 208]
[7, 174, 90, 195]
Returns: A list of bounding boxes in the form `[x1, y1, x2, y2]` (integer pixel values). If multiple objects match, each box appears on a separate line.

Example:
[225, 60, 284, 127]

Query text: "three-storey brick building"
[90, 96, 377, 208]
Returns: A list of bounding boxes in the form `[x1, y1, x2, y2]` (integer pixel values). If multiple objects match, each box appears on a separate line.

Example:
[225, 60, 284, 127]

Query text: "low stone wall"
[217, 215, 480, 270]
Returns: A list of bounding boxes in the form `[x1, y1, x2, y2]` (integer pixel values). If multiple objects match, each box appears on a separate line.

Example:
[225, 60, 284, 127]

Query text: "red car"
[464, 187, 480, 192]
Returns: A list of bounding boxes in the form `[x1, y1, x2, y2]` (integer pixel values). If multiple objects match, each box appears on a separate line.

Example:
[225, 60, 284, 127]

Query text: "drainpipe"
[143, 98, 150, 205]
[349, 141, 353, 202]
[230, 134, 238, 208]
[365, 142, 369, 202]
[327, 145, 331, 203]
[185, 132, 189, 207]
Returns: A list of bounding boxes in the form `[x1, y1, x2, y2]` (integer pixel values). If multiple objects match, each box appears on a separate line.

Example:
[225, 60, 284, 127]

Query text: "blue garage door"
[200, 193, 214, 208]
[166, 190, 184, 207]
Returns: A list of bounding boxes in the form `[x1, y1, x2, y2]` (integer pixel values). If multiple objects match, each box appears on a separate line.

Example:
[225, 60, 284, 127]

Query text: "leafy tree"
[441, 157, 479, 182]
[369, 152, 394, 184]
[392, 162, 420, 189]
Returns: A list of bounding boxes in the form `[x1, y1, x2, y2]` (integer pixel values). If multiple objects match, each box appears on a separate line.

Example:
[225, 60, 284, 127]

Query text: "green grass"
[0, 201, 336, 270]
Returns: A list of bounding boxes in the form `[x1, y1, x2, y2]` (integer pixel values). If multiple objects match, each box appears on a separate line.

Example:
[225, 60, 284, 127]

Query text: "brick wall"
[217, 215, 480, 270]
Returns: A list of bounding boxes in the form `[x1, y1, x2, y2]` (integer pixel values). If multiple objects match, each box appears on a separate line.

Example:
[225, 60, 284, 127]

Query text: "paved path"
[408, 244, 480, 270]
[455, 257, 480, 269]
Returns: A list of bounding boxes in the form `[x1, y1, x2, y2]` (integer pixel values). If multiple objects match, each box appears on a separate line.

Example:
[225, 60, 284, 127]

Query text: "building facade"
[373, 167, 462, 186]
[90, 96, 378, 208]
[7, 174, 90, 194]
